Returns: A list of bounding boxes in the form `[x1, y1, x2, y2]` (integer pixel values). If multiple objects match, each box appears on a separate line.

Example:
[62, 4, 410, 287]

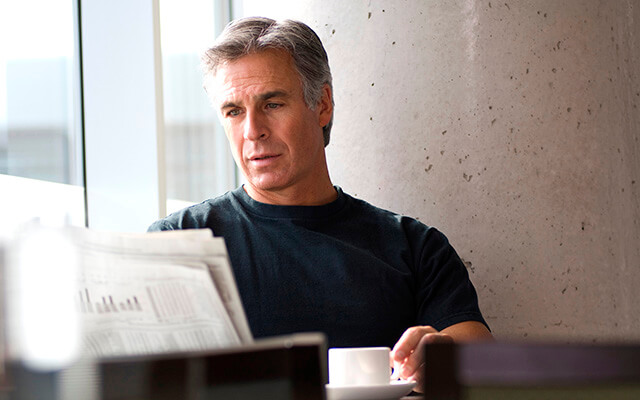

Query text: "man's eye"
[266, 103, 281, 109]
[227, 109, 241, 117]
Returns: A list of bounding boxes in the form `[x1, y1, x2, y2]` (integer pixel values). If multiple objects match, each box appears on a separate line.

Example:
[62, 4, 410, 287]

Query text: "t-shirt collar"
[232, 185, 348, 220]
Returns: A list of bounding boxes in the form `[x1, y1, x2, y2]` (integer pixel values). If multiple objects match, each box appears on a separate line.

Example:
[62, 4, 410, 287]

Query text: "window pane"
[159, 0, 237, 213]
[0, 0, 83, 185]
[0, 0, 85, 231]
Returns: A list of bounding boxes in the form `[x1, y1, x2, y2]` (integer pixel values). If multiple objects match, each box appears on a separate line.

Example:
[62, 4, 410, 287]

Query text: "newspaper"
[7, 225, 253, 365]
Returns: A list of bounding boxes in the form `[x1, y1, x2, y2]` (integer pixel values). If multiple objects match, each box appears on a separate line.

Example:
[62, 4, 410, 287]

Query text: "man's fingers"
[391, 325, 455, 382]
[396, 331, 454, 380]
[405, 334, 453, 391]
[391, 326, 438, 361]
[398, 333, 439, 378]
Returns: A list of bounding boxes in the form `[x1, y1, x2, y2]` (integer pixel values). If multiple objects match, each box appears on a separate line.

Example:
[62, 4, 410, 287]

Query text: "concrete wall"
[240, 1, 640, 342]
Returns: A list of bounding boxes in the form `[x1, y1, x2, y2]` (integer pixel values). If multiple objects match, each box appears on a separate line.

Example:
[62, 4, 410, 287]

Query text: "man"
[149, 17, 492, 387]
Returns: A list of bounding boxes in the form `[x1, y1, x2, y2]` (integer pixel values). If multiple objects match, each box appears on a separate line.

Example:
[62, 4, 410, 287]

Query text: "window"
[0, 1, 237, 234]
[159, 0, 237, 214]
[0, 0, 85, 233]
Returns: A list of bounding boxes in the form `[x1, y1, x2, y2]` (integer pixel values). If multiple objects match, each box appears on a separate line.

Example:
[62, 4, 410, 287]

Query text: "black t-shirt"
[148, 186, 488, 348]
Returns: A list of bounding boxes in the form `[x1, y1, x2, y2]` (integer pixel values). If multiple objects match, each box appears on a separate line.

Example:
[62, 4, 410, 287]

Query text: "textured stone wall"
[240, 0, 640, 342]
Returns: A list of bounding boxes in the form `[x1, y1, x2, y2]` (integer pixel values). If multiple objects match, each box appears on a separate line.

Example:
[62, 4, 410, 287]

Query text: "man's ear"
[317, 84, 333, 128]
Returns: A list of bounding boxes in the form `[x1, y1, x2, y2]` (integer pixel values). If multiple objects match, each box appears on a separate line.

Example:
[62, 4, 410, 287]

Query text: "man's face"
[206, 49, 332, 203]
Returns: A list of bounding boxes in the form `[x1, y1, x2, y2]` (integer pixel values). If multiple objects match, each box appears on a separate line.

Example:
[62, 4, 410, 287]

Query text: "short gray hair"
[202, 17, 334, 146]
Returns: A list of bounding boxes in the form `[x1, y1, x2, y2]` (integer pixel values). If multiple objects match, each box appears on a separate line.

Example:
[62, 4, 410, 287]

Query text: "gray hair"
[202, 17, 334, 146]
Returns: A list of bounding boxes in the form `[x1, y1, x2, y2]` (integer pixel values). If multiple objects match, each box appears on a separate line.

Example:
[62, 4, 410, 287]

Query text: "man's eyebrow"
[220, 100, 239, 110]
[259, 90, 289, 101]
[219, 90, 290, 111]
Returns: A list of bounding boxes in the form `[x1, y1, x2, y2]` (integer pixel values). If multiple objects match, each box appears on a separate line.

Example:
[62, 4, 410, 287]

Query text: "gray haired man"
[149, 17, 492, 391]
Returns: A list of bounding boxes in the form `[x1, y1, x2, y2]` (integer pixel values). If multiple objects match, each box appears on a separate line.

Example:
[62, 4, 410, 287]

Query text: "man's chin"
[245, 178, 287, 194]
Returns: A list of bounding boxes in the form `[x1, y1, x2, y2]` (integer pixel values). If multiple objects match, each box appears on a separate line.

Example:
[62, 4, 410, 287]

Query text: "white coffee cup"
[328, 347, 391, 386]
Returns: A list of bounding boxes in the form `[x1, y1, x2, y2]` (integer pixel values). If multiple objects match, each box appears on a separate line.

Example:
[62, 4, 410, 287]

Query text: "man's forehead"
[209, 75, 290, 105]
[204, 49, 301, 105]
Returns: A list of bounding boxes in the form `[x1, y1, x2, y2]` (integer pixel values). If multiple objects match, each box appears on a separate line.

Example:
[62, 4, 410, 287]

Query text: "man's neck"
[243, 180, 338, 206]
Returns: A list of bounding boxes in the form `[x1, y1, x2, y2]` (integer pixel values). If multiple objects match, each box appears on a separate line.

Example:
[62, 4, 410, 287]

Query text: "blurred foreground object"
[6, 223, 80, 372]
[422, 341, 640, 400]
[4, 332, 326, 400]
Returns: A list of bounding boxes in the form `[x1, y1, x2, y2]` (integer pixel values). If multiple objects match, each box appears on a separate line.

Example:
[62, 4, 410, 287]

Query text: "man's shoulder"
[344, 191, 434, 232]
[147, 189, 240, 232]
[343, 191, 396, 219]
[343, 190, 457, 252]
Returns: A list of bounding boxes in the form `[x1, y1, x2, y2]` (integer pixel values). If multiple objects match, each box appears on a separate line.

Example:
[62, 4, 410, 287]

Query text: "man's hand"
[390, 321, 492, 392]
[390, 326, 453, 386]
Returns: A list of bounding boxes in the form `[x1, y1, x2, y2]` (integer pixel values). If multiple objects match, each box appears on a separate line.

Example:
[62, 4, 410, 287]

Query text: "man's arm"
[390, 322, 492, 391]
[442, 320, 493, 341]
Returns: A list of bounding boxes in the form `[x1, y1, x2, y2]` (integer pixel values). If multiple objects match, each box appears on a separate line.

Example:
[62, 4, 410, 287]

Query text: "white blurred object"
[7, 223, 81, 371]
[0, 238, 6, 377]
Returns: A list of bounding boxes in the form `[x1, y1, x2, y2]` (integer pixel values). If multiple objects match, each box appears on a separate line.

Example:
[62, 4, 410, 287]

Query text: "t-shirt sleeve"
[412, 225, 489, 331]
[147, 219, 176, 232]
[146, 202, 216, 233]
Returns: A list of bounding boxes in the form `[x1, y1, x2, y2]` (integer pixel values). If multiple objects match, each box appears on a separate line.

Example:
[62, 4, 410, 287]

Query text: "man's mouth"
[249, 154, 280, 164]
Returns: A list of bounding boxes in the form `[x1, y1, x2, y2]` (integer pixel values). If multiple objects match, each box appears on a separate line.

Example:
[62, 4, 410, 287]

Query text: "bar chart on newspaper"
[78, 289, 143, 314]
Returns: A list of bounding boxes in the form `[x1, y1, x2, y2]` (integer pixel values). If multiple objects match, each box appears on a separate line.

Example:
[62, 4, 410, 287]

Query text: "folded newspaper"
[5, 224, 253, 366]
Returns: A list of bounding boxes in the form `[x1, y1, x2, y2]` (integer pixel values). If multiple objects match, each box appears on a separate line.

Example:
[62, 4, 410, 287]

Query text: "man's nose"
[243, 111, 269, 141]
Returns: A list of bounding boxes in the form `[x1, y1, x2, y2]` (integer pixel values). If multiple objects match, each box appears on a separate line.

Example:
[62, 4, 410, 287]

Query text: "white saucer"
[325, 380, 416, 400]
